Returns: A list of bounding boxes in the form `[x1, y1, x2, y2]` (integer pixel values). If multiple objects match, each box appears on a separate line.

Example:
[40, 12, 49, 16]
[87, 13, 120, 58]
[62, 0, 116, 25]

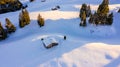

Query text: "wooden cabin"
[41, 37, 58, 49]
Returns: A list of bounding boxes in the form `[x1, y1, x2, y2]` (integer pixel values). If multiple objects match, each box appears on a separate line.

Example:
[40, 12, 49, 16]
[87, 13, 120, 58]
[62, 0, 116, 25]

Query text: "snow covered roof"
[42, 37, 58, 46]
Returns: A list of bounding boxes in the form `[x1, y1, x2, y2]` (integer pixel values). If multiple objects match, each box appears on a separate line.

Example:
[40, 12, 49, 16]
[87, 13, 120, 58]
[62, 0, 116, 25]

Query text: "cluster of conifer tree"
[79, 3, 91, 27]
[0, 0, 16, 4]
[89, 0, 113, 25]
[0, 0, 22, 14]
[19, 9, 30, 28]
[0, 18, 16, 40]
[0, 8, 46, 40]
[79, 0, 113, 26]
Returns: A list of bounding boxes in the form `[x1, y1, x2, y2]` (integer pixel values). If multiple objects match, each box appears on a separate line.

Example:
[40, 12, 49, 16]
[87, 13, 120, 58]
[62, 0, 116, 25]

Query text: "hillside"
[0, 0, 120, 67]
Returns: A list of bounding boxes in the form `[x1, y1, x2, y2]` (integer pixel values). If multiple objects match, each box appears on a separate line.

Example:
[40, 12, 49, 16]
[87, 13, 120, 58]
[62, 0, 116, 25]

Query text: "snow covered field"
[0, 0, 120, 67]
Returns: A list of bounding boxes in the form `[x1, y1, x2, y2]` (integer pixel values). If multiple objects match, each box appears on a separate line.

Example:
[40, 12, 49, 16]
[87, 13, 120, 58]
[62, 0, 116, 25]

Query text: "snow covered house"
[41, 37, 58, 49]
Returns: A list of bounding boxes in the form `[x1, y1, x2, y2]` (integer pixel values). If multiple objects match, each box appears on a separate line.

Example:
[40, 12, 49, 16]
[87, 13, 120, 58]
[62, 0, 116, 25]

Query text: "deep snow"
[0, 0, 120, 67]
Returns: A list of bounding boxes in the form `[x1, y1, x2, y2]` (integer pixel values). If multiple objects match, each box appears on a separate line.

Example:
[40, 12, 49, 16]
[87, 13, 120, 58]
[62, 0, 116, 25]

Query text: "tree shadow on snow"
[104, 56, 120, 67]
[0, 20, 40, 45]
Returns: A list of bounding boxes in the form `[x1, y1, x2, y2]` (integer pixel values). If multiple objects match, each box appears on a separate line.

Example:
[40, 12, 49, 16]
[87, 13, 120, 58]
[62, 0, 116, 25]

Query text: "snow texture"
[0, 0, 120, 67]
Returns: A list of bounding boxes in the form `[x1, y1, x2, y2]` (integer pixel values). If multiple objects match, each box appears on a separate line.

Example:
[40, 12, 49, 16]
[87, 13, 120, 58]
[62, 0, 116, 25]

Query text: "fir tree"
[5, 18, 16, 33]
[80, 11, 87, 26]
[19, 12, 25, 28]
[24, 9, 30, 25]
[97, 0, 109, 15]
[107, 12, 113, 25]
[79, 3, 87, 18]
[89, 13, 94, 24]
[19, 9, 30, 28]
[0, 22, 7, 40]
[86, 5, 91, 17]
[37, 14, 45, 27]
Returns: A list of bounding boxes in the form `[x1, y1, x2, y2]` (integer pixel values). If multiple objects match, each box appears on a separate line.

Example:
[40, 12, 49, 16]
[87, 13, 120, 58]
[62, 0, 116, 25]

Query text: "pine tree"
[0, 22, 7, 40]
[19, 12, 25, 28]
[97, 0, 109, 15]
[0, 0, 22, 13]
[89, 13, 94, 24]
[24, 9, 30, 25]
[81, 3, 87, 11]
[82, 11, 86, 21]
[37, 14, 45, 27]
[5, 18, 16, 33]
[79, 3, 87, 18]
[107, 12, 113, 25]
[86, 5, 91, 17]
[19, 9, 30, 28]
[80, 11, 87, 26]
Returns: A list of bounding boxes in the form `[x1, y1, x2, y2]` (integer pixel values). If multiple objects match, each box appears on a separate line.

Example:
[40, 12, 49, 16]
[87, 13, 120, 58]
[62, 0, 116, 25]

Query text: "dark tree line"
[89, 0, 113, 25]
[0, 8, 45, 40]
[0, 0, 23, 14]
[79, 0, 113, 26]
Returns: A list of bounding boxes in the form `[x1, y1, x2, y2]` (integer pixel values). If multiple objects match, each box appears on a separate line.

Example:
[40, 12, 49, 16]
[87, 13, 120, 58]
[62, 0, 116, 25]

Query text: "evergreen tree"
[80, 11, 87, 26]
[37, 14, 45, 27]
[5, 18, 16, 33]
[89, 13, 94, 24]
[86, 5, 91, 17]
[79, 3, 87, 18]
[0, 22, 7, 40]
[0, 0, 22, 14]
[97, 0, 109, 15]
[24, 9, 30, 25]
[19, 9, 30, 28]
[81, 3, 87, 11]
[82, 11, 86, 21]
[19, 12, 25, 28]
[107, 12, 113, 25]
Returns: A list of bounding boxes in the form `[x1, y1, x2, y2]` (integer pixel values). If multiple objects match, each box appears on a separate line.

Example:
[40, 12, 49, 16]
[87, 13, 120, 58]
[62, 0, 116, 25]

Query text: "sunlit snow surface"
[0, 0, 120, 67]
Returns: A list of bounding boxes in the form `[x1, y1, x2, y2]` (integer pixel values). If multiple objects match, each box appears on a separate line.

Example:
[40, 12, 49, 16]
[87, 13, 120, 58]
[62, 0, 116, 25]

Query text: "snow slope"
[0, 0, 120, 67]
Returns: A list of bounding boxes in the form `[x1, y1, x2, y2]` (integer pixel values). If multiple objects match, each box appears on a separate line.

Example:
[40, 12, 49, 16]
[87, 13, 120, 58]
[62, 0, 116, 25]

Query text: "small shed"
[41, 37, 58, 49]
